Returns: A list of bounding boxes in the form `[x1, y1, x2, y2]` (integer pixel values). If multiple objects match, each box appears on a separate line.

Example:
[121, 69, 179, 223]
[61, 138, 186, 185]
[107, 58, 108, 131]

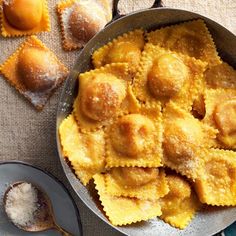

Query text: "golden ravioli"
[94, 173, 162, 226]
[105, 167, 169, 200]
[194, 148, 236, 206]
[1, 0, 50, 37]
[73, 63, 139, 131]
[133, 43, 207, 110]
[92, 29, 145, 73]
[0, 36, 68, 110]
[106, 103, 163, 168]
[160, 174, 201, 229]
[203, 88, 236, 149]
[147, 19, 220, 66]
[162, 102, 218, 179]
[57, 0, 111, 50]
[59, 114, 105, 185]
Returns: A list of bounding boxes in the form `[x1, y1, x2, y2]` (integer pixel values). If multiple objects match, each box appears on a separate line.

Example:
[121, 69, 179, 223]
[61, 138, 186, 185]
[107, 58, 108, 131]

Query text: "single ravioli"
[73, 63, 139, 132]
[203, 88, 236, 149]
[147, 19, 220, 66]
[92, 29, 145, 73]
[0, 36, 68, 110]
[105, 167, 169, 200]
[194, 148, 236, 206]
[159, 174, 201, 229]
[0, 0, 50, 37]
[204, 62, 236, 89]
[59, 114, 105, 185]
[133, 43, 207, 110]
[57, 0, 111, 50]
[94, 173, 162, 226]
[106, 102, 163, 168]
[162, 102, 218, 179]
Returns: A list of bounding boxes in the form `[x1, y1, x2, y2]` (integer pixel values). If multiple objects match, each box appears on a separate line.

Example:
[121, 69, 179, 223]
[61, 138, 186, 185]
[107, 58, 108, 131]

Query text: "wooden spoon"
[3, 181, 72, 236]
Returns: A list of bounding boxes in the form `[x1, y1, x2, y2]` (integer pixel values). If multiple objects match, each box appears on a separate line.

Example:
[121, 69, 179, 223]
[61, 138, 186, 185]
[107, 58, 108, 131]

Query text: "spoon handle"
[54, 223, 73, 236]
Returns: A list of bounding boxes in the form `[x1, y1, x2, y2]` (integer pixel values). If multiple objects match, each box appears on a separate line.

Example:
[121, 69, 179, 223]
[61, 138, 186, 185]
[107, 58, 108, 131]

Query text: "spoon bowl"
[3, 181, 72, 236]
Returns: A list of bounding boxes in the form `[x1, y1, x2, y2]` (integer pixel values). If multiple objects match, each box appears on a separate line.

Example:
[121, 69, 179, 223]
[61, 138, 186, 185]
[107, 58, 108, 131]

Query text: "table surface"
[0, 1, 235, 236]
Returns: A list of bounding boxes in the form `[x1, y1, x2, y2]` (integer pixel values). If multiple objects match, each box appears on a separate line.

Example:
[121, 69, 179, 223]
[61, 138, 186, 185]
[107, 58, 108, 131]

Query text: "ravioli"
[73, 63, 139, 131]
[203, 88, 236, 149]
[133, 43, 207, 110]
[1, 0, 50, 37]
[147, 19, 220, 66]
[194, 148, 236, 206]
[59, 114, 105, 185]
[92, 29, 145, 73]
[160, 174, 201, 229]
[106, 103, 163, 168]
[94, 173, 162, 226]
[57, 24, 236, 230]
[105, 167, 169, 200]
[162, 102, 218, 179]
[57, 0, 111, 50]
[0, 36, 68, 110]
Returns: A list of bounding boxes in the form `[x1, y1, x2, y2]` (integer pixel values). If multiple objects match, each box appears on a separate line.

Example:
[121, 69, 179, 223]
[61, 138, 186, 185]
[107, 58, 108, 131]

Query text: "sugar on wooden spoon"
[3, 181, 72, 236]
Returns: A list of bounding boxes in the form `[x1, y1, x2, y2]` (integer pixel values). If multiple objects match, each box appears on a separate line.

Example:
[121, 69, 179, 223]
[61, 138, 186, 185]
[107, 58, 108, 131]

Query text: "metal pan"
[56, 1, 236, 235]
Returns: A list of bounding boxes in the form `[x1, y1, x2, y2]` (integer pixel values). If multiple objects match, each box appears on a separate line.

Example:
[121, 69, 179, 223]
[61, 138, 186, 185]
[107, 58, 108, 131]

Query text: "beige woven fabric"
[119, 0, 236, 35]
[0, 1, 235, 235]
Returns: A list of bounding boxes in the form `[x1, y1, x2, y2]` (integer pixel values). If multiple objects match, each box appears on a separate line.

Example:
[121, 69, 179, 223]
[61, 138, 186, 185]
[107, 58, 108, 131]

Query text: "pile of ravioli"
[0, 0, 112, 110]
[59, 19, 236, 229]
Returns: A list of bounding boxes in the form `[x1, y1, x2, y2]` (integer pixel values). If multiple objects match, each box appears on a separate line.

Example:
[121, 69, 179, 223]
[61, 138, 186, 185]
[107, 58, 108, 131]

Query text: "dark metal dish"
[56, 1, 236, 235]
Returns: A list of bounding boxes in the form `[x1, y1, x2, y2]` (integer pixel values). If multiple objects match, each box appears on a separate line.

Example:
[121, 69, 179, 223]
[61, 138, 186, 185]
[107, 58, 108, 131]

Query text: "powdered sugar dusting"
[62, 6, 84, 48]
[18, 48, 67, 107]
[23, 73, 63, 107]
[61, 1, 108, 48]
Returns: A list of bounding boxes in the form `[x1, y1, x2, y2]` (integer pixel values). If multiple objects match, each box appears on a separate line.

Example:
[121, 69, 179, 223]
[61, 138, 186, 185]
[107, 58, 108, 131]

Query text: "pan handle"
[151, 0, 164, 8]
[112, 0, 163, 21]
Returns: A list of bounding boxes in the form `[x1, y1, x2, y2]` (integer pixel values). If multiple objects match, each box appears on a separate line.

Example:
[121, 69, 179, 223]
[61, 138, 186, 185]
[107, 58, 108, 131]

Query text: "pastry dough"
[203, 88, 236, 149]
[191, 52, 236, 119]
[0, 36, 68, 110]
[94, 173, 162, 226]
[92, 29, 145, 73]
[105, 167, 169, 200]
[59, 114, 105, 185]
[133, 43, 207, 110]
[160, 174, 201, 229]
[194, 148, 236, 206]
[57, 0, 111, 50]
[1, 0, 50, 37]
[73, 63, 139, 131]
[106, 103, 163, 168]
[147, 19, 220, 66]
[162, 102, 218, 179]
[204, 62, 236, 89]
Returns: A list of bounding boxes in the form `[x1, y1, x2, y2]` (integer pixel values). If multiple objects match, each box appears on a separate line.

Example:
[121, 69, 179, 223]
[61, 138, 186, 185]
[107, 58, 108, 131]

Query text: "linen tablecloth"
[0, 1, 235, 235]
